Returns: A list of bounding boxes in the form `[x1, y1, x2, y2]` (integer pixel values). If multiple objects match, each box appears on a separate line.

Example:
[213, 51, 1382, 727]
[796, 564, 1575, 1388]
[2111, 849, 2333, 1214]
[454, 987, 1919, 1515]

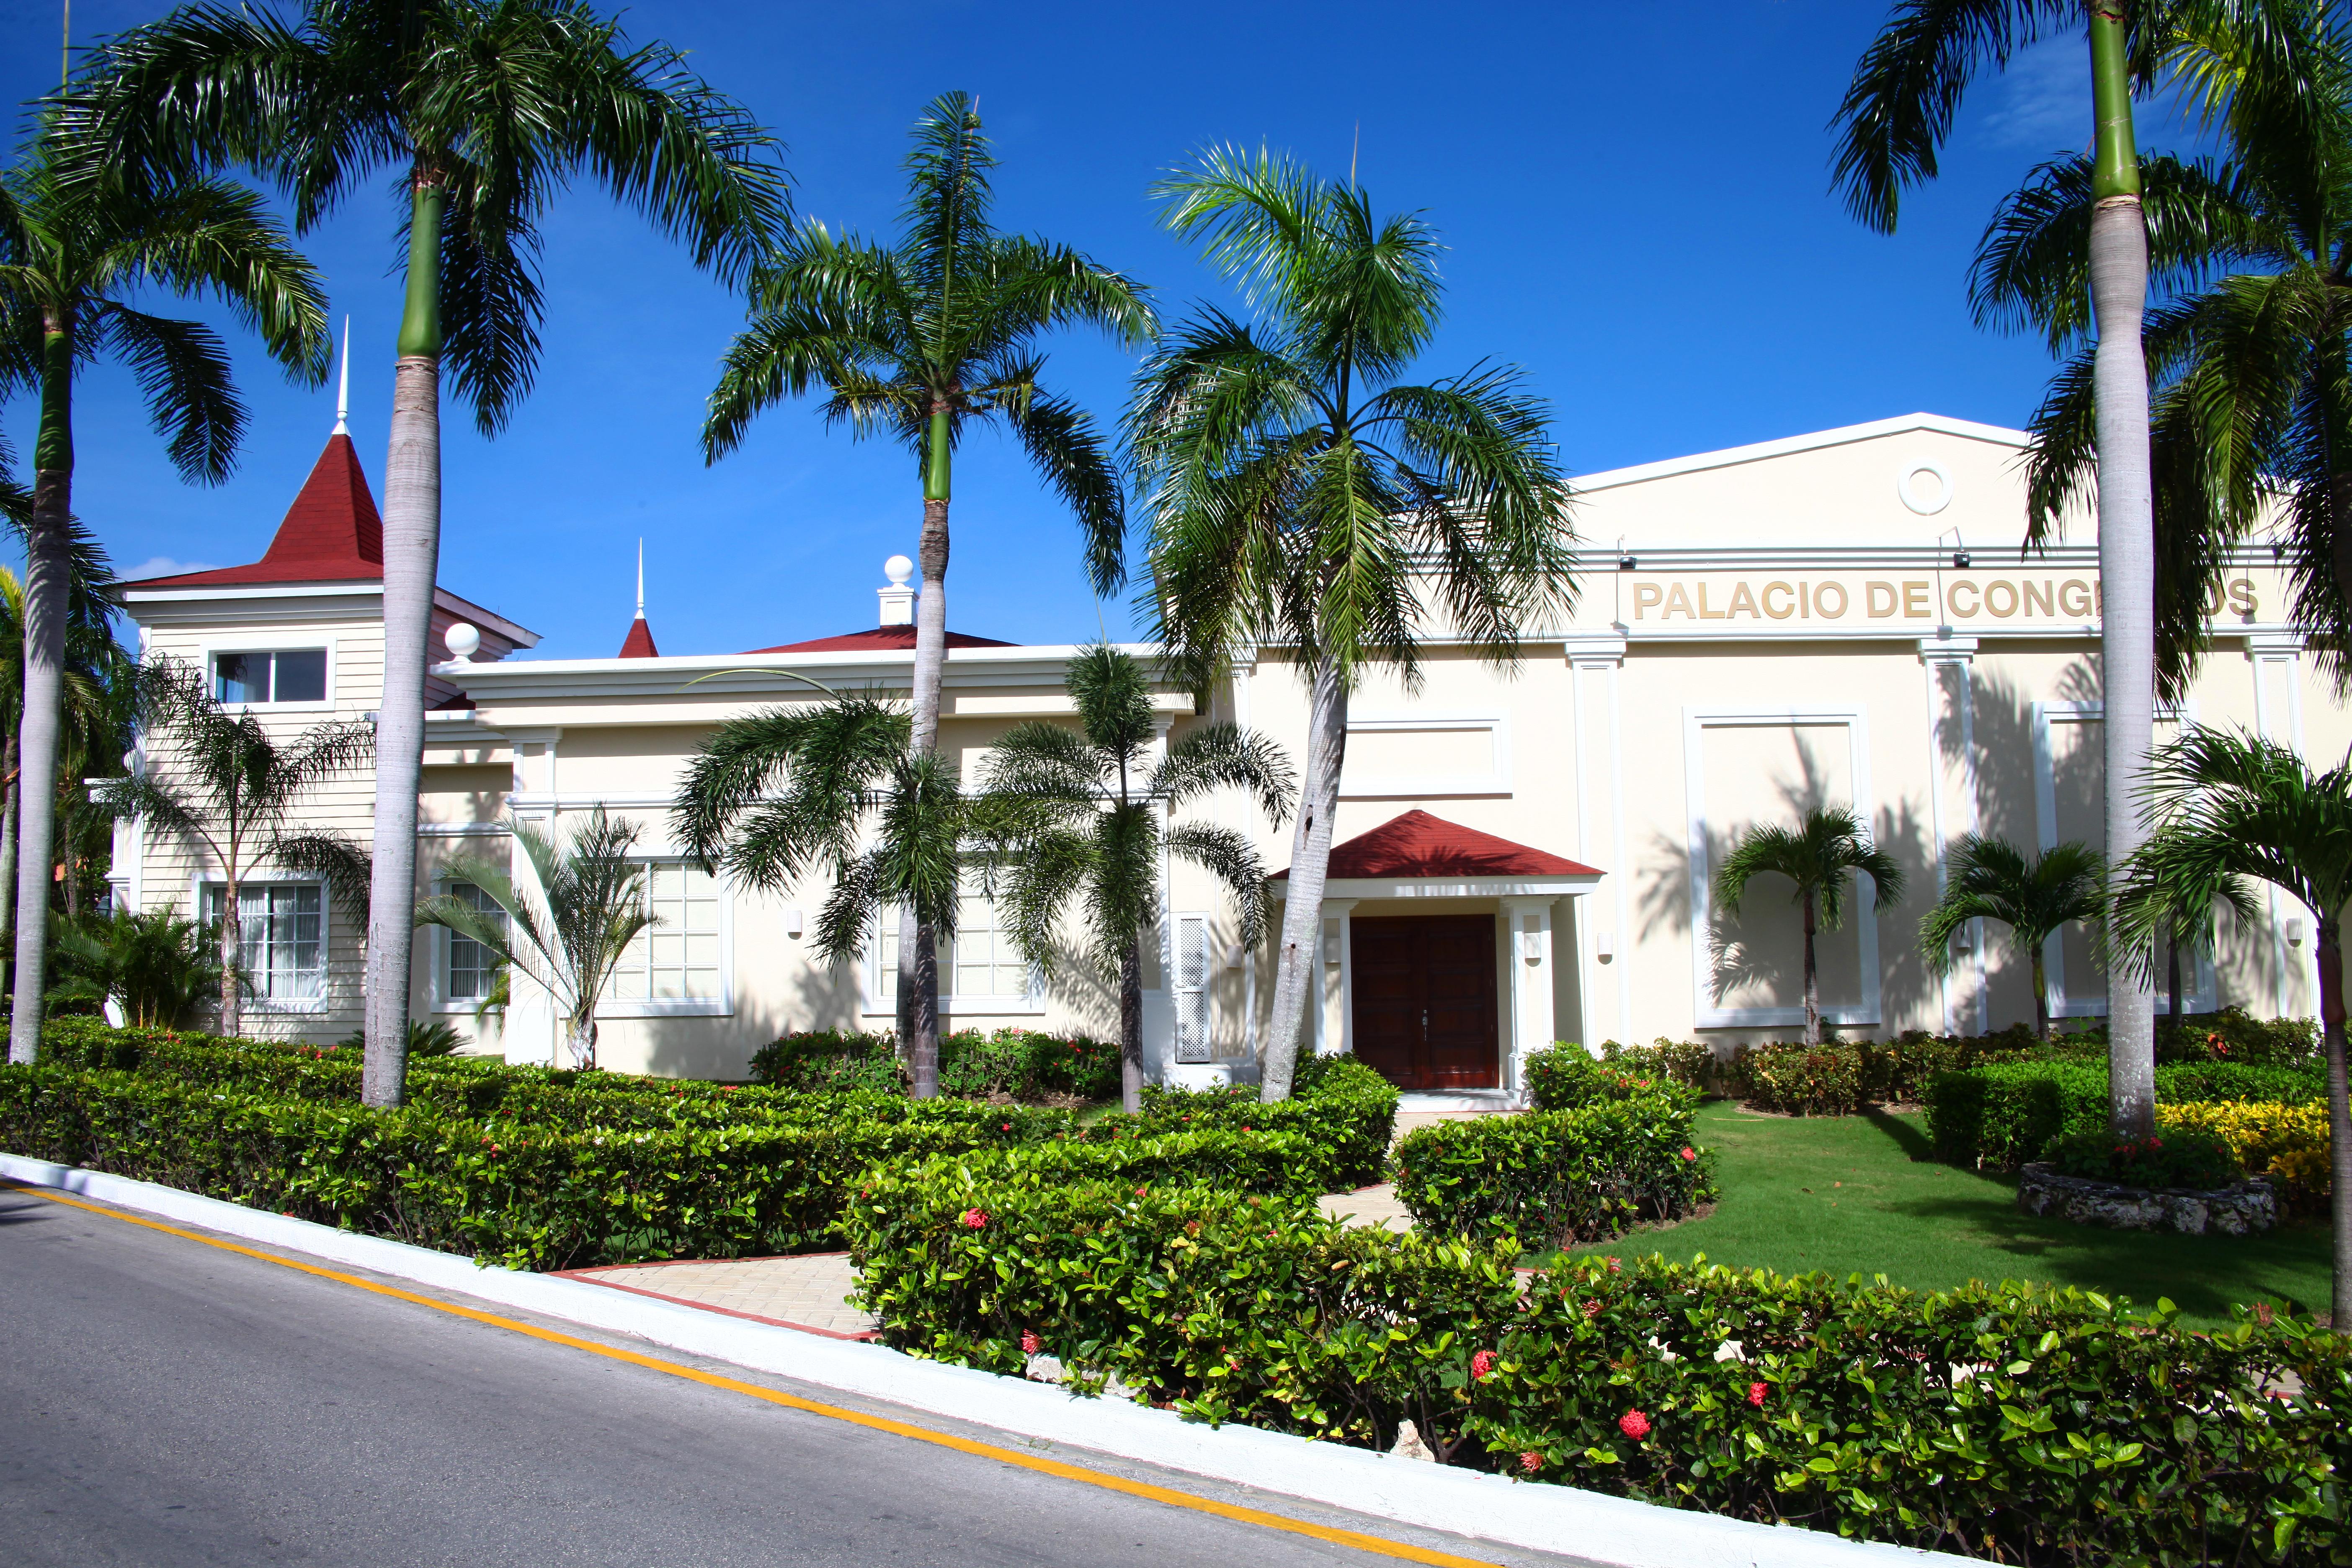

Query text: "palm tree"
[974, 645, 1293, 1111]
[1834, 1, 2167, 1134]
[1714, 806, 1909, 1046]
[671, 694, 967, 1094]
[47, 907, 225, 1029]
[703, 90, 1152, 1079]
[2112, 725, 2352, 1321]
[1128, 150, 1576, 1101]
[0, 133, 328, 1065]
[1918, 834, 2106, 1039]
[66, 0, 789, 1105]
[416, 808, 655, 1071]
[1977, 1, 2352, 700]
[94, 657, 371, 1036]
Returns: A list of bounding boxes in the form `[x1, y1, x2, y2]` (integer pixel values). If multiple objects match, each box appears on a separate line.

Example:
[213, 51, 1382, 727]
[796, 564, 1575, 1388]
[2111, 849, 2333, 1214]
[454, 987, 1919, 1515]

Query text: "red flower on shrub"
[1748, 1382, 1767, 1408]
[960, 1208, 988, 1229]
[1021, 1331, 1041, 1354]
[1618, 1409, 1651, 1440]
[1680, 1146, 1697, 1162]
[1606, 1257, 1622, 1274]
[1472, 1350, 1496, 1381]
[1518, 1451, 1542, 1475]
[1582, 1299, 1604, 1320]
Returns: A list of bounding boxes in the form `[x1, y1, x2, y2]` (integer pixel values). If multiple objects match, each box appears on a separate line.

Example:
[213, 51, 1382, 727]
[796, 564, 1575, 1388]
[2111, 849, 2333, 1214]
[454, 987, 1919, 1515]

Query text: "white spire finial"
[332, 315, 350, 435]
[634, 538, 645, 619]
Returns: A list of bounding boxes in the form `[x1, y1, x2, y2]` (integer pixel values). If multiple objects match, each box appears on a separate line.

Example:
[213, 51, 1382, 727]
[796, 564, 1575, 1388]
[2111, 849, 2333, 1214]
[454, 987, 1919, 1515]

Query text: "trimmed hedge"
[2162, 1099, 2333, 1212]
[1393, 1085, 1714, 1250]
[1926, 1058, 2331, 1170]
[1118, 1053, 1398, 1191]
[1524, 1046, 1689, 1111]
[848, 1173, 2352, 1563]
[748, 1026, 1122, 1102]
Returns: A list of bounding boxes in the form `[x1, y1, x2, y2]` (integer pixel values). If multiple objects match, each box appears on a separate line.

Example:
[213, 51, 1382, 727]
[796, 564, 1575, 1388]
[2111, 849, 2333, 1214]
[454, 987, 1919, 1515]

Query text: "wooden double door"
[1350, 914, 1500, 1091]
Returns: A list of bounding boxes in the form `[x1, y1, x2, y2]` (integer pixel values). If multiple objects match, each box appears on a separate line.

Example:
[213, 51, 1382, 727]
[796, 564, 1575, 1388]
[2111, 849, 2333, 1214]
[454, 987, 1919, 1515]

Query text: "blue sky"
[0, 1, 2192, 658]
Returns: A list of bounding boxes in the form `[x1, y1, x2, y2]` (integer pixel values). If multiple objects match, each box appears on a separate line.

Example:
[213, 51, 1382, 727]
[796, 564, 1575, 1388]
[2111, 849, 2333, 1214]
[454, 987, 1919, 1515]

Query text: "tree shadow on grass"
[1860, 1106, 1934, 1162]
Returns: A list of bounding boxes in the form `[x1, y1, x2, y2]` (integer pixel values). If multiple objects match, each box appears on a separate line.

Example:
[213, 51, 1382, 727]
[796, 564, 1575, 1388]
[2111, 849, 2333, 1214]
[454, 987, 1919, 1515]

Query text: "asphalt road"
[0, 1184, 1582, 1568]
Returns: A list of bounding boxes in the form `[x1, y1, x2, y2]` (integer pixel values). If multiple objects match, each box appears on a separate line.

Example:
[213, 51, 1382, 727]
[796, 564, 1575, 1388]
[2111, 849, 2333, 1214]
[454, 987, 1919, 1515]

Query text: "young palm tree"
[974, 645, 1293, 1111]
[1713, 806, 1909, 1046]
[94, 658, 372, 1037]
[1977, 2, 2352, 695]
[47, 907, 225, 1029]
[0, 135, 328, 1065]
[2112, 725, 2352, 1321]
[671, 695, 967, 1095]
[416, 808, 655, 1071]
[1129, 150, 1576, 1100]
[67, 0, 789, 1104]
[1918, 834, 2106, 1039]
[1834, 1, 2169, 1133]
[704, 90, 1152, 1076]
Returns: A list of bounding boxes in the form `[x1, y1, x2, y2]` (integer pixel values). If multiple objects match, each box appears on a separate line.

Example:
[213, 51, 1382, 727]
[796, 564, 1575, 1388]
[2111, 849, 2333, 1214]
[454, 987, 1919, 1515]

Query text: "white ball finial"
[444, 622, 482, 662]
[883, 554, 914, 586]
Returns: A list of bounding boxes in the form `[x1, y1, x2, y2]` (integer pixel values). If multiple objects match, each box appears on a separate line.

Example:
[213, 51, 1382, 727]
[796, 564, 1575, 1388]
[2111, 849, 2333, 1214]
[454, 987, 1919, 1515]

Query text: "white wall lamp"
[2287, 916, 2306, 949]
[1323, 918, 1343, 964]
[1593, 929, 1614, 965]
[782, 907, 805, 940]
[1225, 943, 1246, 970]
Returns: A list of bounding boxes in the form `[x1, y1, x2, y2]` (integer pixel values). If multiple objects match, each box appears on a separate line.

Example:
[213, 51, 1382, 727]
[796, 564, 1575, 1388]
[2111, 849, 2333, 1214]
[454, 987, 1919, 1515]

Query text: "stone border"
[2017, 1163, 2276, 1235]
[0, 1151, 1977, 1568]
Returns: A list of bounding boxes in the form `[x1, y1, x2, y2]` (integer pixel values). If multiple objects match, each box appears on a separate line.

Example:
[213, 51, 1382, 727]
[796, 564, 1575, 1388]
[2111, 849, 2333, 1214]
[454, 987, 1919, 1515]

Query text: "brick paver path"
[565, 1253, 879, 1338]
[1316, 1183, 1413, 1233]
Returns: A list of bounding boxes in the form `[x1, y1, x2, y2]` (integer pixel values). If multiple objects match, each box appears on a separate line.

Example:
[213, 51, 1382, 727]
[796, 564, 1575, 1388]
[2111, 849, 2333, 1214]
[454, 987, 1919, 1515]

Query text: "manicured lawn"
[1568, 1099, 2329, 1331]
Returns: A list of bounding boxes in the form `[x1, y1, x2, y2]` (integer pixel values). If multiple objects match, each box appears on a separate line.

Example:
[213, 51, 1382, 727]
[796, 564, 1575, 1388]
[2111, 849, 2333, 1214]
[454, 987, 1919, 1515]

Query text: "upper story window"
[214, 648, 328, 706]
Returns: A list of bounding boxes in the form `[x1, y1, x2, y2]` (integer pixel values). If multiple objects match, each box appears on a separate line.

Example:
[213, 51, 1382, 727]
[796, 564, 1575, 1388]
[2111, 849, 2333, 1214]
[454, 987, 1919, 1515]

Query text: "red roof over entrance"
[1274, 810, 1601, 880]
[743, 626, 1016, 654]
[134, 433, 384, 588]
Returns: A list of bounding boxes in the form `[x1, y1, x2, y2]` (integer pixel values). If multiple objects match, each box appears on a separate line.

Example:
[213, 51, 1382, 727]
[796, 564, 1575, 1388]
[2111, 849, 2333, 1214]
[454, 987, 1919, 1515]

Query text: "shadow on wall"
[1633, 738, 1937, 1041]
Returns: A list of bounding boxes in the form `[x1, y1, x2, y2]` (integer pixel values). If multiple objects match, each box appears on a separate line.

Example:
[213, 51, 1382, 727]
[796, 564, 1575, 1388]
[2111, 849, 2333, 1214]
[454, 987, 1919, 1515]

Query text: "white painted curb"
[2, 1154, 1971, 1568]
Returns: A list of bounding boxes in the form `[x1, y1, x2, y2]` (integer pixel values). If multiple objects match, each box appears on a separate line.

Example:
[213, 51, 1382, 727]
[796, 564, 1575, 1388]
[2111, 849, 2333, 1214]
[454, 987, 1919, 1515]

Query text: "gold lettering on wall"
[1620, 574, 2262, 624]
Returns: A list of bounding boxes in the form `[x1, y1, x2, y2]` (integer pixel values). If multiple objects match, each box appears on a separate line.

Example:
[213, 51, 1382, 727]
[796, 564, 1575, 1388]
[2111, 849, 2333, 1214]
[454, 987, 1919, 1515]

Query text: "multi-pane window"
[202, 883, 323, 1000]
[606, 861, 722, 1002]
[440, 882, 505, 1004]
[1173, 913, 1212, 1063]
[868, 890, 1035, 1007]
[214, 649, 328, 705]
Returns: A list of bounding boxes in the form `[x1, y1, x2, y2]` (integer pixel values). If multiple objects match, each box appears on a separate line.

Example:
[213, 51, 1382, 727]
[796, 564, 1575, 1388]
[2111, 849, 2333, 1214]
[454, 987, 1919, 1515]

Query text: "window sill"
[597, 999, 731, 1019]
[860, 998, 1048, 1018]
[242, 997, 330, 1016]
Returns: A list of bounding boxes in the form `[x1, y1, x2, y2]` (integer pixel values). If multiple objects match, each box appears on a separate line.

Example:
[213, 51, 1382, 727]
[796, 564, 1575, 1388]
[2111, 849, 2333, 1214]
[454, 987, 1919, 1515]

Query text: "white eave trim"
[1572, 413, 2030, 494]
[1276, 874, 1603, 901]
[436, 641, 1171, 701]
[119, 579, 537, 648]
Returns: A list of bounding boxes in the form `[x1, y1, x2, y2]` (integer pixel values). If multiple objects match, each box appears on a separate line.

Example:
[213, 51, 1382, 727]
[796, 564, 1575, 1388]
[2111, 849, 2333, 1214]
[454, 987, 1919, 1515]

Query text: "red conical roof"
[133, 434, 384, 588]
[618, 615, 659, 658]
[1273, 810, 1602, 880]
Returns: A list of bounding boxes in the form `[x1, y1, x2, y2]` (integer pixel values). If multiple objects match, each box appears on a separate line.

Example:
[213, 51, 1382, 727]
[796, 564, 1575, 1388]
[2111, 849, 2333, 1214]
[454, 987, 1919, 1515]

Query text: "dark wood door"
[1350, 915, 1500, 1090]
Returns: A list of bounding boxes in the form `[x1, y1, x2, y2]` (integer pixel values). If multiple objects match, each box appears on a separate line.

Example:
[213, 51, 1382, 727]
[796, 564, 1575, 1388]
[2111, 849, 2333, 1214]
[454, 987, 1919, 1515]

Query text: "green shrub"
[1122, 1052, 1399, 1190]
[1738, 1042, 1867, 1115]
[1926, 1056, 2331, 1170]
[1596, 1037, 1718, 1088]
[1392, 1092, 1713, 1250]
[2045, 1126, 2242, 1190]
[848, 1171, 2352, 1564]
[1525, 1047, 1687, 1111]
[748, 1026, 1121, 1101]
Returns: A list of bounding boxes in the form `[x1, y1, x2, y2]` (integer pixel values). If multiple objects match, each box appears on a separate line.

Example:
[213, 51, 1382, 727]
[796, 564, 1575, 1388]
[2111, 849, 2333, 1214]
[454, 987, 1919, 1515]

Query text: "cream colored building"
[114, 412, 2342, 1101]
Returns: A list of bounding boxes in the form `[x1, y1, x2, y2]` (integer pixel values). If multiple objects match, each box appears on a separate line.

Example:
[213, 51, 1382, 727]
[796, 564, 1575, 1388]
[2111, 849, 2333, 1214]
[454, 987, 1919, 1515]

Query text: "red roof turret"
[618, 616, 659, 658]
[134, 433, 384, 588]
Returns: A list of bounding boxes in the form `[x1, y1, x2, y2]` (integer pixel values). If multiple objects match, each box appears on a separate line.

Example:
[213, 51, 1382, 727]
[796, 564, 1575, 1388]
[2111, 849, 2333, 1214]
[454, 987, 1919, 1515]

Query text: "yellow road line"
[10, 1182, 1503, 1568]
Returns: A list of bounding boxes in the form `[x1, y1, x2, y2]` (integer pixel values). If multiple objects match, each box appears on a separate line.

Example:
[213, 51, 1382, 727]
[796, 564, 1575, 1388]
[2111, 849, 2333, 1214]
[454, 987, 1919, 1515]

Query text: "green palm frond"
[271, 829, 371, 929]
[1715, 805, 1908, 931]
[1918, 834, 2106, 971]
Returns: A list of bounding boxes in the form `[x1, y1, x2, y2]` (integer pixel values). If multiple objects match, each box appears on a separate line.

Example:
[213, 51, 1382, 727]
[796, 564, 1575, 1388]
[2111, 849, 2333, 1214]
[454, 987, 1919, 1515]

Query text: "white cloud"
[1977, 36, 2089, 152]
[120, 556, 222, 580]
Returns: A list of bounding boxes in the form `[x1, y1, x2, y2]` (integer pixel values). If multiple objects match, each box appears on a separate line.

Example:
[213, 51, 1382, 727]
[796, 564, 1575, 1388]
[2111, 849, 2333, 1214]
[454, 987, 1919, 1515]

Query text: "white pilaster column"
[500, 728, 562, 1066]
[1566, 632, 1629, 1052]
[2249, 633, 2317, 1014]
[1317, 897, 1359, 1056]
[1919, 636, 1985, 1034]
[1499, 895, 1559, 1096]
[1229, 654, 1260, 1060]
[1148, 714, 1178, 1081]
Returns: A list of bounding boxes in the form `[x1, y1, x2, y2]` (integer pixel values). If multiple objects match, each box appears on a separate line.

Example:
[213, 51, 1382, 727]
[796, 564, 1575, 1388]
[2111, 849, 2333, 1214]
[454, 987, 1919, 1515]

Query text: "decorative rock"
[2017, 1163, 2276, 1235]
[1390, 1418, 1436, 1462]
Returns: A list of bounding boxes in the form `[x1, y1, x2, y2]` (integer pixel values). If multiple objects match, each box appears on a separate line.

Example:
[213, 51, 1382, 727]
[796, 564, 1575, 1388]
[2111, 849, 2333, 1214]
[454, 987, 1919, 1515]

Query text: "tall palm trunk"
[2088, 6, 2159, 1140]
[219, 861, 243, 1037]
[564, 1013, 596, 1071]
[2032, 944, 2052, 1042]
[900, 401, 954, 1099]
[2166, 918, 2183, 1023]
[2, 728, 21, 1004]
[1800, 889, 1821, 1045]
[1119, 934, 1144, 1114]
[364, 171, 445, 1107]
[1263, 658, 1346, 1100]
[10, 306, 75, 1065]
[2316, 916, 2349, 1326]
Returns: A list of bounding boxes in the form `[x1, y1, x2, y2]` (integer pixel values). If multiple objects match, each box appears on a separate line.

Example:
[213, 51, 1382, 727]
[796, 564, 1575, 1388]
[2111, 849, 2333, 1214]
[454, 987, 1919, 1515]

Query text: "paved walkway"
[1315, 1183, 1414, 1232]
[564, 1253, 879, 1338]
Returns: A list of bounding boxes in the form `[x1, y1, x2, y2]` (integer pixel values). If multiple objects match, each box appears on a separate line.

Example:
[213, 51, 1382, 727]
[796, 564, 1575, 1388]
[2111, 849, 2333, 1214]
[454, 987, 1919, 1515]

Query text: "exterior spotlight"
[1618, 553, 1638, 571]
[1951, 549, 1971, 569]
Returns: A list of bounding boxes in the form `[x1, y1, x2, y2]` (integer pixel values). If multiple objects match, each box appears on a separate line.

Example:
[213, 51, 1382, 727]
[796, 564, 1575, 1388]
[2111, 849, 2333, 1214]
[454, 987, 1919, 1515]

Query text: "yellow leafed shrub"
[2159, 1099, 2331, 1212]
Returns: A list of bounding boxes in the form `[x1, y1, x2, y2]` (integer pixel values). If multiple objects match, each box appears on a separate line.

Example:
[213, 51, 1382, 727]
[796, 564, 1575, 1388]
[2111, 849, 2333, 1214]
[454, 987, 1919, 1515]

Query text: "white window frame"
[201, 639, 337, 713]
[2032, 701, 2214, 1017]
[1339, 711, 1512, 799]
[195, 874, 329, 1014]
[598, 855, 732, 1019]
[1683, 705, 1883, 1030]
[859, 889, 1045, 1018]
[428, 877, 507, 1015]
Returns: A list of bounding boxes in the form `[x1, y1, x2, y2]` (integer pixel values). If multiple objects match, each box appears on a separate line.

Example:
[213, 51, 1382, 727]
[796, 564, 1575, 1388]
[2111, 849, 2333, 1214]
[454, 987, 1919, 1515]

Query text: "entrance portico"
[1271, 810, 1603, 1103]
